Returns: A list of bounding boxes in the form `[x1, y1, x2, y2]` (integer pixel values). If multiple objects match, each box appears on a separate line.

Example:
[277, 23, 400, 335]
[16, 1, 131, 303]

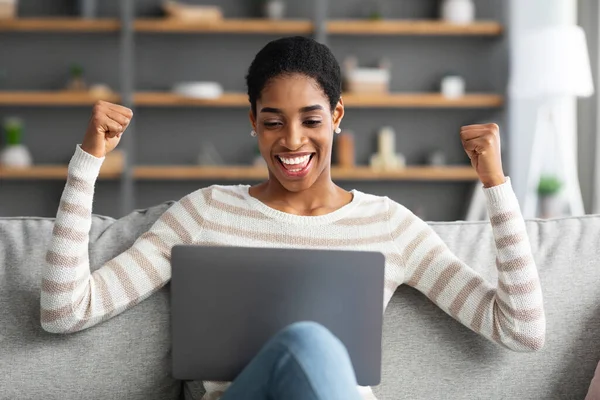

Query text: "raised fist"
[81, 100, 133, 158]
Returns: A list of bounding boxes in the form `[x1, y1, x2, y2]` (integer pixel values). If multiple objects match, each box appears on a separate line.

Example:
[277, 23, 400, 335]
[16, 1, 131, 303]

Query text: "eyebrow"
[260, 104, 324, 114]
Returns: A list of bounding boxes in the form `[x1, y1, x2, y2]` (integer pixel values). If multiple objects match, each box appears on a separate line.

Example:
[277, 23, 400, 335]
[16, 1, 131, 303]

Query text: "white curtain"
[508, 0, 578, 212]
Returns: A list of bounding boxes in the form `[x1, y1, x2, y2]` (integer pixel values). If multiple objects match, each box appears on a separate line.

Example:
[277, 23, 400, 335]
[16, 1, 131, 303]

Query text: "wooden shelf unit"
[134, 166, 478, 181]
[327, 20, 503, 35]
[134, 19, 313, 34]
[0, 18, 120, 32]
[0, 91, 120, 106]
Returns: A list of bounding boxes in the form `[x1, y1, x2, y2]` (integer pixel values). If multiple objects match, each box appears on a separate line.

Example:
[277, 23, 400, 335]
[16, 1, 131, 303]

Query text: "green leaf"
[70, 63, 84, 77]
[3, 117, 23, 146]
[537, 175, 562, 195]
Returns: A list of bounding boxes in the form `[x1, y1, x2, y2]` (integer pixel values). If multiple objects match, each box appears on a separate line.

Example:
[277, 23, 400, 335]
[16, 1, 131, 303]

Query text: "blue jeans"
[220, 321, 362, 400]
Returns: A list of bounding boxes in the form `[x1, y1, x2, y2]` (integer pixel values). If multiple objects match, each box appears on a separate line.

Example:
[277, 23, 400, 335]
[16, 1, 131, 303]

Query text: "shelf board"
[0, 18, 501, 36]
[341, 93, 504, 108]
[0, 18, 120, 32]
[0, 91, 120, 106]
[133, 166, 478, 181]
[134, 19, 313, 34]
[134, 92, 503, 108]
[327, 20, 503, 35]
[1, 165, 477, 181]
[134, 92, 248, 107]
[0, 91, 502, 108]
[0, 166, 121, 180]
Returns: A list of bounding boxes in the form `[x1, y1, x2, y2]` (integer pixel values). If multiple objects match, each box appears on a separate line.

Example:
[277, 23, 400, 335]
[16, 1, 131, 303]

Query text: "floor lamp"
[510, 26, 594, 219]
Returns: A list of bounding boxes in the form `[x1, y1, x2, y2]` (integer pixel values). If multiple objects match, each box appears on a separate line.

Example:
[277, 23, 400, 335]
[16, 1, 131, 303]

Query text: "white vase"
[0, 144, 33, 167]
[441, 75, 466, 98]
[265, 0, 285, 20]
[441, 0, 475, 24]
[539, 195, 563, 219]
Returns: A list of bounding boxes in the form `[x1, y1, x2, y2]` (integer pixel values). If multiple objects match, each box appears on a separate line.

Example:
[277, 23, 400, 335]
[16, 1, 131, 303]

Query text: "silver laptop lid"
[171, 246, 385, 386]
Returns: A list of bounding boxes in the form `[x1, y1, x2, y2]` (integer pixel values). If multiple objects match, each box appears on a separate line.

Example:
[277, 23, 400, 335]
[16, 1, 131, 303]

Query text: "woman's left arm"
[389, 180, 545, 352]
[390, 124, 545, 352]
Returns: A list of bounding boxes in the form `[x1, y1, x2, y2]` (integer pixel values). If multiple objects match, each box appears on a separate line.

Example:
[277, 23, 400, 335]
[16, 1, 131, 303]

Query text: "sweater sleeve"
[41, 145, 209, 334]
[388, 178, 545, 352]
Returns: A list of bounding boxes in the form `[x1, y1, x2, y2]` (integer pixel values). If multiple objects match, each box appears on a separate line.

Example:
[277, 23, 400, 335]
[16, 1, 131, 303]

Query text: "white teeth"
[278, 154, 310, 165]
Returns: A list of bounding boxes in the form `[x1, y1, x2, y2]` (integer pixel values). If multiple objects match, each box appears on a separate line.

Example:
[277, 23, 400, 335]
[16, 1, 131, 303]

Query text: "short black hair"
[246, 36, 342, 115]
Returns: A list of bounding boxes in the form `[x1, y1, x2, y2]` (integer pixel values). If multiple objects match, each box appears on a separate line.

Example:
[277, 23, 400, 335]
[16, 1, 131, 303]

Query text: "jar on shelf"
[264, 0, 285, 20]
[0, 0, 17, 19]
[440, 0, 475, 25]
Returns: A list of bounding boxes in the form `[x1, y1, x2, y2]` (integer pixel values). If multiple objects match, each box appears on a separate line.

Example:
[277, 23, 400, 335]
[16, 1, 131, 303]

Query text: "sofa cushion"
[0, 202, 178, 400]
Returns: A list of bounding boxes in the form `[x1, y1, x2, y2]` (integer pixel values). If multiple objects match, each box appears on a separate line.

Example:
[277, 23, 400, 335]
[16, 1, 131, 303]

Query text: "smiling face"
[249, 73, 344, 192]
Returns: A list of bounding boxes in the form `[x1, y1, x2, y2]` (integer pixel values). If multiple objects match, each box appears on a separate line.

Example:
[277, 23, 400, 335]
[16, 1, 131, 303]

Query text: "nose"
[280, 123, 308, 151]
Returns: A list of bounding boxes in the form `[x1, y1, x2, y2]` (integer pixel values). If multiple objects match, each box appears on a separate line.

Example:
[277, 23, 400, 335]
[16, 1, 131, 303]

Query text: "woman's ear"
[248, 109, 257, 131]
[333, 98, 345, 130]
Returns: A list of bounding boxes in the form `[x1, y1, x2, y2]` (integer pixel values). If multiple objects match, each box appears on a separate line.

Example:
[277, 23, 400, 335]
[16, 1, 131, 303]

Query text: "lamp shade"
[509, 25, 594, 98]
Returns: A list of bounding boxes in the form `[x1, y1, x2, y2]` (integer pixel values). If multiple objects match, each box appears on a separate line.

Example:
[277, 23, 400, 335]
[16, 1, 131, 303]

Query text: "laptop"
[170, 246, 385, 386]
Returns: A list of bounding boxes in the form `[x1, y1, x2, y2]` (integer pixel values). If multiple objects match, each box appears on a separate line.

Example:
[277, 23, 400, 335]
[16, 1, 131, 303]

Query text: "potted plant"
[537, 175, 563, 218]
[0, 117, 33, 168]
[67, 63, 87, 91]
[367, 0, 384, 20]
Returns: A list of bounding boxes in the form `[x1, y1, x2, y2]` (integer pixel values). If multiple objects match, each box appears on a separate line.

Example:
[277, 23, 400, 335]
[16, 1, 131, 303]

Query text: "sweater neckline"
[239, 185, 363, 226]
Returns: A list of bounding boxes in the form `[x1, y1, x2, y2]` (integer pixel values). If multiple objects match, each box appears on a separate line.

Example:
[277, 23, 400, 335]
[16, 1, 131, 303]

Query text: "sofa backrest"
[1, 202, 599, 400]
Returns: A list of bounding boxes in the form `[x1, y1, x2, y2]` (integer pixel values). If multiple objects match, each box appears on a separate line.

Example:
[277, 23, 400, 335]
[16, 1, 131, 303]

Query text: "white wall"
[508, 0, 578, 209]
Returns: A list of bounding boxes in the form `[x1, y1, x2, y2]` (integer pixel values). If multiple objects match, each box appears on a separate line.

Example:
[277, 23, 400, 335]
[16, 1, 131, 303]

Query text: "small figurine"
[369, 126, 405, 170]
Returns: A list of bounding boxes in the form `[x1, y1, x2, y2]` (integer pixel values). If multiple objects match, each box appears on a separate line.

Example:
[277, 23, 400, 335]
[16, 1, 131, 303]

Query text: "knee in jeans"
[277, 321, 346, 356]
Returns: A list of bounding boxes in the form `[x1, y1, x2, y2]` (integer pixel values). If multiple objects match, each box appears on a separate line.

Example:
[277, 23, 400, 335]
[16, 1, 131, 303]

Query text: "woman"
[41, 36, 545, 400]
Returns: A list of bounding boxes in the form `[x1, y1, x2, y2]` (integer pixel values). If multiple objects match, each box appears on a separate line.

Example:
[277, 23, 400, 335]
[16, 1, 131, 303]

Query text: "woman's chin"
[269, 155, 323, 191]
[271, 169, 320, 192]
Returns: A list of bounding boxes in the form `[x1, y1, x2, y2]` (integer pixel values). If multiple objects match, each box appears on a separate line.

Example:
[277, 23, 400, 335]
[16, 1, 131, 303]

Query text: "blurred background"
[0, 0, 597, 222]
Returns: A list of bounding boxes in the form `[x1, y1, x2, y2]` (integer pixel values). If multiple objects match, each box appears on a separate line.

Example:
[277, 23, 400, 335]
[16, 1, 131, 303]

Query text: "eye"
[304, 120, 322, 127]
[263, 121, 282, 128]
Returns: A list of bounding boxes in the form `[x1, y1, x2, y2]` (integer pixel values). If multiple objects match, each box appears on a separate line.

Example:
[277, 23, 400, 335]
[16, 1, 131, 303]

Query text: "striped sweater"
[41, 146, 545, 400]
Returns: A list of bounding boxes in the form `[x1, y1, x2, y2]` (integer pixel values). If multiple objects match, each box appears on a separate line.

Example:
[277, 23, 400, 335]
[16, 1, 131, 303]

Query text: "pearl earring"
[250, 130, 257, 137]
[334, 127, 341, 134]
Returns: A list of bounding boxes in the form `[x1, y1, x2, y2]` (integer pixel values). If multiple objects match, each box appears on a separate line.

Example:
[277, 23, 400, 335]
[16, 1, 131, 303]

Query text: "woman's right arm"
[41, 102, 205, 334]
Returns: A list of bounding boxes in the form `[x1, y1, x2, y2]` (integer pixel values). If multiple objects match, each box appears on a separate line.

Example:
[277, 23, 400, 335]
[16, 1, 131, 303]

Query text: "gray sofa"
[1, 201, 599, 400]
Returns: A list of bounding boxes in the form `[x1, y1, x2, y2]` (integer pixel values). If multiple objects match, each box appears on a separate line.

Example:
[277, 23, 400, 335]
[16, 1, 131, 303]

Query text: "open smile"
[274, 153, 315, 179]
